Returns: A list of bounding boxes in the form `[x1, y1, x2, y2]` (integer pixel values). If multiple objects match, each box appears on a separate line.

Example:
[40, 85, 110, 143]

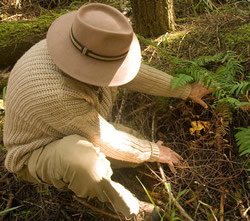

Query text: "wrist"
[148, 142, 160, 162]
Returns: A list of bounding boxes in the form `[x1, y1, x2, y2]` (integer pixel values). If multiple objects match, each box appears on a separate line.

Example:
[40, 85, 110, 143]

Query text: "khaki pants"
[17, 134, 141, 218]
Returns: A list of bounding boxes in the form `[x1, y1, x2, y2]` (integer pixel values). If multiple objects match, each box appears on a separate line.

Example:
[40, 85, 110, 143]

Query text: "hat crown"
[72, 4, 133, 57]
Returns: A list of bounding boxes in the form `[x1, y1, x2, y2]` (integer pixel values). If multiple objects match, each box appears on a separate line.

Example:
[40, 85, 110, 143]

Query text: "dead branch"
[73, 195, 122, 220]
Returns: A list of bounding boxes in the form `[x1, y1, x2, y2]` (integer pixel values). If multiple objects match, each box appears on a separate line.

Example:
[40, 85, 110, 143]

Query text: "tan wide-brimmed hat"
[46, 3, 141, 87]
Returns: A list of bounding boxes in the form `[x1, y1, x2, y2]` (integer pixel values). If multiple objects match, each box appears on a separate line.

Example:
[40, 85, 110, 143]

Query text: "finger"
[156, 140, 163, 146]
[203, 88, 213, 96]
[172, 151, 183, 161]
[168, 163, 177, 175]
[193, 98, 208, 109]
[171, 154, 182, 164]
[172, 156, 182, 164]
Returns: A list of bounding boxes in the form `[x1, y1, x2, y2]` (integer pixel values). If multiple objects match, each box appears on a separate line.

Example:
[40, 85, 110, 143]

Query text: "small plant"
[171, 51, 249, 109]
[235, 127, 250, 156]
[137, 177, 186, 221]
[0, 206, 22, 216]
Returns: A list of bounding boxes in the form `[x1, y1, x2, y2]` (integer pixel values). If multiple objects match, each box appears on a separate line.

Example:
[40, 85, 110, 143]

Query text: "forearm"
[90, 116, 160, 164]
[63, 111, 160, 164]
[122, 64, 192, 99]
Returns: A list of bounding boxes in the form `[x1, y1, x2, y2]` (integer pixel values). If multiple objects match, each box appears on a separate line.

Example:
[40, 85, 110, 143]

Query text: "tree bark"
[130, 0, 176, 37]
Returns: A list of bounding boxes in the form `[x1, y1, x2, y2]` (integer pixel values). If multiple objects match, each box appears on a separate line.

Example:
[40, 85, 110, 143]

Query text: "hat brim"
[46, 11, 141, 87]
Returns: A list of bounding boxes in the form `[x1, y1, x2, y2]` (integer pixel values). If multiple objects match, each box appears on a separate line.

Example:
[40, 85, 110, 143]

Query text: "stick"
[125, 102, 157, 118]
[219, 188, 224, 221]
[150, 113, 194, 221]
[157, 163, 194, 221]
[115, 89, 127, 124]
[199, 200, 218, 221]
[0, 194, 14, 221]
[73, 195, 122, 220]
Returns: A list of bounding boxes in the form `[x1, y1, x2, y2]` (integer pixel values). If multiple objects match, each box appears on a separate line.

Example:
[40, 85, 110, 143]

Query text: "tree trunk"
[0, 13, 61, 69]
[130, 0, 176, 37]
[166, 0, 176, 31]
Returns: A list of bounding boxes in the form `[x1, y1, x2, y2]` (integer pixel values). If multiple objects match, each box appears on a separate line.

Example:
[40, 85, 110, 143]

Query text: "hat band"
[70, 27, 128, 62]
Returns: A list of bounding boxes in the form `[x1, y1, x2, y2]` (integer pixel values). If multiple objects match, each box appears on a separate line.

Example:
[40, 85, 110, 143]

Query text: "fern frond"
[229, 81, 250, 96]
[172, 57, 196, 67]
[171, 74, 193, 89]
[221, 51, 237, 63]
[226, 58, 244, 77]
[215, 65, 235, 84]
[194, 53, 224, 66]
[213, 89, 226, 100]
[235, 127, 250, 156]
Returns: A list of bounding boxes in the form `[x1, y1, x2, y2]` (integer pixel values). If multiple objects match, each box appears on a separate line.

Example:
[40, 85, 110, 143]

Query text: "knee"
[56, 135, 113, 182]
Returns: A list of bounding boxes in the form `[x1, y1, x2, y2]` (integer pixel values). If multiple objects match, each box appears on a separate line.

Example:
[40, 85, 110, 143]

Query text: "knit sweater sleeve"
[48, 96, 160, 164]
[122, 64, 192, 99]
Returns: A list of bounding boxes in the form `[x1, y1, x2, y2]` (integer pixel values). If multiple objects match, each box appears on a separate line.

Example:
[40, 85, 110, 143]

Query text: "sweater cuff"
[178, 84, 192, 100]
[148, 142, 160, 162]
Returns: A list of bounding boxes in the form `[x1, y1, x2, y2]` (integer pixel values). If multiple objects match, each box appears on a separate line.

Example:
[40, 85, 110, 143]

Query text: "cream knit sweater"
[4, 39, 191, 173]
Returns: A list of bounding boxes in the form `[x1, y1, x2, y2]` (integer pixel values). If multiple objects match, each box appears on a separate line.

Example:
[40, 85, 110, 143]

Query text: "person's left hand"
[189, 82, 213, 108]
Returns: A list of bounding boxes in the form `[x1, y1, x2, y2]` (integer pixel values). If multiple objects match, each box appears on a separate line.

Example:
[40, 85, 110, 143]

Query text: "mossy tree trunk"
[0, 13, 63, 68]
[130, 0, 176, 37]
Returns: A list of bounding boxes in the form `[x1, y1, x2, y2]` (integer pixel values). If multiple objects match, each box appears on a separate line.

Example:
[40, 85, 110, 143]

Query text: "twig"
[60, 209, 72, 221]
[177, 31, 190, 57]
[0, 14, 23, 22]
[73, 195, 122, 220]
[243, 207, 250, 219]
[216, 24, 221, 48]
[157, 162, 194, 221]
[151, 111, 156, 142]
[125, 102, 157, 118]
[150, 112, 194, 221]
[115, 89, 127, 124]
[199, 200, 218, 221]
[237, 199, 249, 220]
[0, 172, 10, 183]
[148, 35, 165, 63]
[27, 209, 42, 221]
[0, 193, 14, 221]
[219, 190, 224, 221]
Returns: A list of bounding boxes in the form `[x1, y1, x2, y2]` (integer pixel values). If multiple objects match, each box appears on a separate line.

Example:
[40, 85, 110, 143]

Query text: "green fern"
[229, 81, 250, 96]
[235, 127, 250, 156]
[171, 74, 193, 89]
[193, 53, 224, 66]
[139, 37, 248, 110]
[170, 51, 249, 109]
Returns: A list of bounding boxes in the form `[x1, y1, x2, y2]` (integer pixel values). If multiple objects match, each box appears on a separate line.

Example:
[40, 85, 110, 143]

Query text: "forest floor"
[0, 1, 249, 220]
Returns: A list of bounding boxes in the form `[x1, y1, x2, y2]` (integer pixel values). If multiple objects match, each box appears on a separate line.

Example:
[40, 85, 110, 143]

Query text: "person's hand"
[189, 82, 213, 108]
[156, 141, 183, 174]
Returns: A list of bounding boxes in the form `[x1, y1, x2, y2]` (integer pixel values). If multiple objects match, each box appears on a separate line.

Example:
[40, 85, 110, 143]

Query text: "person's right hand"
[189, 81, 213, 109]
[156, 141, 183, 174]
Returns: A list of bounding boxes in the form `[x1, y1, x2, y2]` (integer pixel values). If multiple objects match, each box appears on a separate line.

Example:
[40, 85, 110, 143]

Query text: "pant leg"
[19, 135, 139, 218]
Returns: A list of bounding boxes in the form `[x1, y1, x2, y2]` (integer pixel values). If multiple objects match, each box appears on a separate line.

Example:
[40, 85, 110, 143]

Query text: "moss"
[221, 23, 250, 56]
[0, 10, 68, 68]
[0, 11, 66, 48]
[160, 7, 250, 59]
